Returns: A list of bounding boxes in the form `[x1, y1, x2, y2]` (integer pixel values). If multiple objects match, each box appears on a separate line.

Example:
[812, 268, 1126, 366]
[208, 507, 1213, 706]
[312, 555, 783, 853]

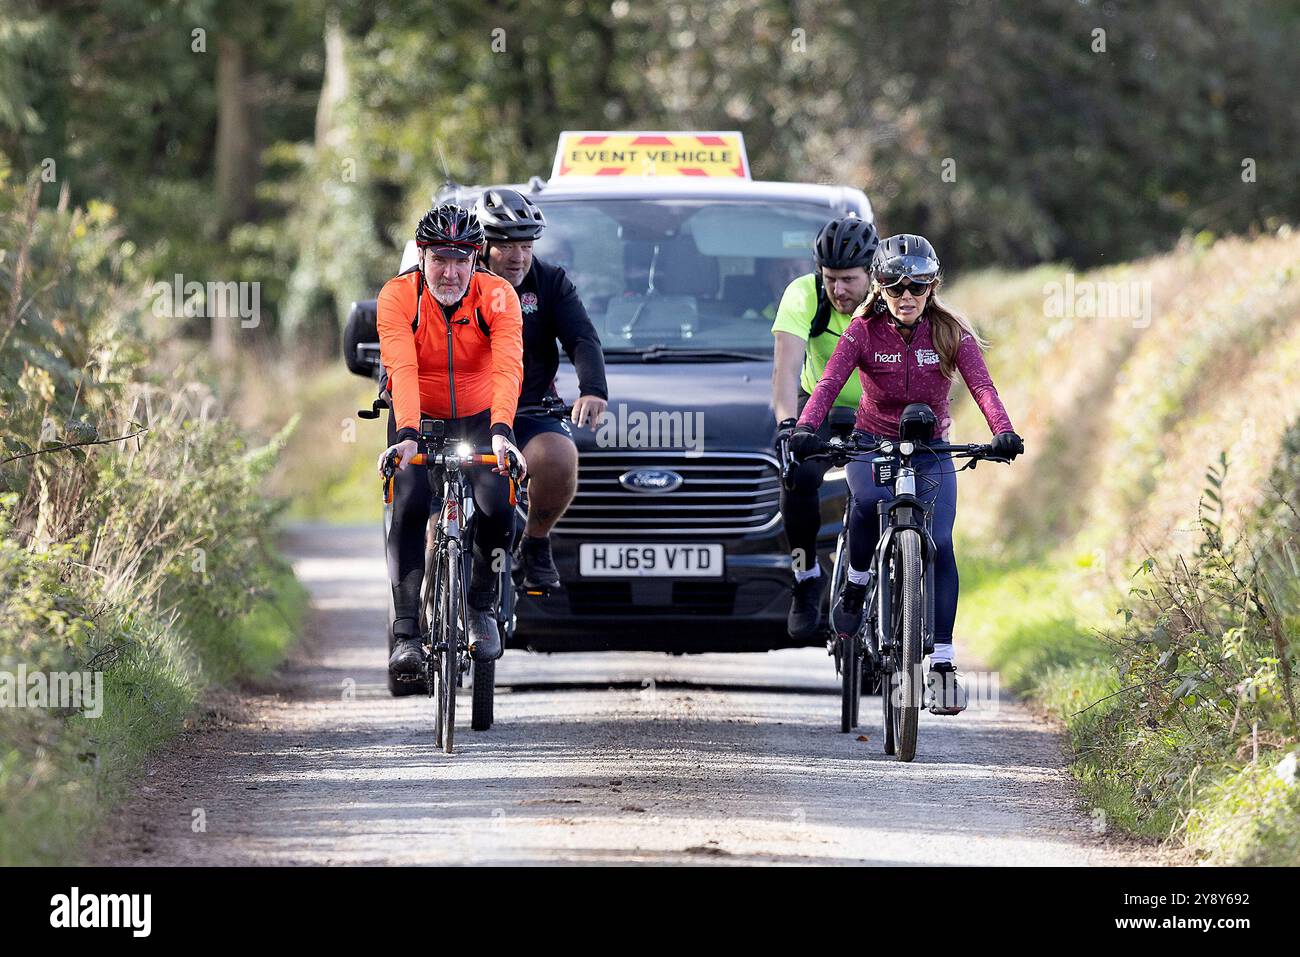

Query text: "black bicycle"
[799, 404, 1011, 761]
[382, 418, 524, 752]
[778, 407, 874, 733]
[362, 383, 528, 722]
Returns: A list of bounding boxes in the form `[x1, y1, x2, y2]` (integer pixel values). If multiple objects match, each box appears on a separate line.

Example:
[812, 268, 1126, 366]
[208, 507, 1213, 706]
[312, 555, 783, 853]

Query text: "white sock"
[930, 643, 954, 665]
[794, 565, 822, 583]
[846, 565, 872, 585]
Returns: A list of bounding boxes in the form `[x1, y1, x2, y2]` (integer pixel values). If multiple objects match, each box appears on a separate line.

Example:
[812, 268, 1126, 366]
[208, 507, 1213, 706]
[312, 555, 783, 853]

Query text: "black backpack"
[343, 298, 379, 377]
[808, 271, 838, 339]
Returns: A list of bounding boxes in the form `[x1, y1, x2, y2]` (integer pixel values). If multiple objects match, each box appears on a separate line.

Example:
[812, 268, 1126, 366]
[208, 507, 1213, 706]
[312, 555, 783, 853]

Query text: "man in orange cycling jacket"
[376, 203, 526, 679]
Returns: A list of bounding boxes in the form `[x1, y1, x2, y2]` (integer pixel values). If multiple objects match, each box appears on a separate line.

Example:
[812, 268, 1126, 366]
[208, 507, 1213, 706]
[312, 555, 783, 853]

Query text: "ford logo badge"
[618, 468, 684, 493]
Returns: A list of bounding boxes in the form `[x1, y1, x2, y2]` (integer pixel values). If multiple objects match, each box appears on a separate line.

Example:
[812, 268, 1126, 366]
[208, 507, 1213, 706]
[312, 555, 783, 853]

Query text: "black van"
[348, 174, 874, 653]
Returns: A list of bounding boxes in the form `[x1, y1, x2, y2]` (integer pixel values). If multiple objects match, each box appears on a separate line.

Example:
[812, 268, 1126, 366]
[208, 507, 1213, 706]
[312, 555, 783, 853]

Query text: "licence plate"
[579, 543, 724, 577]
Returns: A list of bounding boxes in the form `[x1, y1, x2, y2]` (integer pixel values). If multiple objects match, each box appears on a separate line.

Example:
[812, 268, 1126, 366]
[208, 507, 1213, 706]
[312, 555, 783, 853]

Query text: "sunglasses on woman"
[880, 278, 935, 298]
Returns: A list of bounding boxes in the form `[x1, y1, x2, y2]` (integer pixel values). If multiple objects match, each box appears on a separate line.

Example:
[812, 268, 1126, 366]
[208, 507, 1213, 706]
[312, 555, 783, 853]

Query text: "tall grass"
[947, 227, 1300, 861]
[0, 167, 305, 863]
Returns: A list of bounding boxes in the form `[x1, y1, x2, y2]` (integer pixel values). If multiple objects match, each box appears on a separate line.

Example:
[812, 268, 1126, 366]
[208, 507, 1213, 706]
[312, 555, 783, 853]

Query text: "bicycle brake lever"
[381, 450, 400, 503]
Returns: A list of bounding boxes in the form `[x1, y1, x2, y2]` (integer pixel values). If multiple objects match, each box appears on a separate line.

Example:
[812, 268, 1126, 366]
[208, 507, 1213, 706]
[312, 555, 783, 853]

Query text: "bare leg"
[521, 431, 578, 537]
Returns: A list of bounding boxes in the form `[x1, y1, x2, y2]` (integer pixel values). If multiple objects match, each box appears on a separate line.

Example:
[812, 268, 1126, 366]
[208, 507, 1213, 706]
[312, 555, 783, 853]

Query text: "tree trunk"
[213, 34, 257, 361]
[315, 17, 349, 150]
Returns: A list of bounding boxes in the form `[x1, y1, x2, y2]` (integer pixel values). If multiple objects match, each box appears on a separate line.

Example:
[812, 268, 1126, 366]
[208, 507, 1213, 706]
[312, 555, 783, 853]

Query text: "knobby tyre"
[428, 544, 446, 745]
[840, 632, 859, 733]
[471, 659, 495, 731]
[441, 538, 461, 754]
[895, 529, 923, 762]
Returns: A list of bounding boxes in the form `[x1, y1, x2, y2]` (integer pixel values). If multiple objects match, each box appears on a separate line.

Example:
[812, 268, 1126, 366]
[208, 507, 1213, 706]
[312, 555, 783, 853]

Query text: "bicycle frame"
[872, 483, 939, 659]
[420, 451, 474, 666]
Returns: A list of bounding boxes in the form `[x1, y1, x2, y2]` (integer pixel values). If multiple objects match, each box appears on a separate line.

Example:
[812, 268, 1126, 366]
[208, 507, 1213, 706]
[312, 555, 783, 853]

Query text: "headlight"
[880, 441, 894, 454]
[899, 441, 915, 456]
[456, 442, 473, 459]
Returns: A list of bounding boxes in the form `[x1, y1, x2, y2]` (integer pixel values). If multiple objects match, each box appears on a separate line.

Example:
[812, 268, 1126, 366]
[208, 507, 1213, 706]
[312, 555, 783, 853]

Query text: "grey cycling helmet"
[476, 187, 547, 242]
[872, 234, 941, 283]
[813, 216, 879, 269]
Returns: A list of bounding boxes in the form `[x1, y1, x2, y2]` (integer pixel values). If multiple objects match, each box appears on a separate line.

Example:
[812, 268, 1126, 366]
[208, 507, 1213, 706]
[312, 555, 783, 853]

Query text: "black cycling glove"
[774, 417, 798, 452]
[788, 427, 822, 462]
[992, 431, 1024, 460]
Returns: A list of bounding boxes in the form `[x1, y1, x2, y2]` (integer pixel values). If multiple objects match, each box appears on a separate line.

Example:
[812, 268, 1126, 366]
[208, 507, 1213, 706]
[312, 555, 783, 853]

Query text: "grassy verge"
[0, 564, 307, 866]
[955, 430, 1300, 861]
[957, 551, 1177, 839]
[0, 169, 310, 865]
[942, 231, 1300, 862]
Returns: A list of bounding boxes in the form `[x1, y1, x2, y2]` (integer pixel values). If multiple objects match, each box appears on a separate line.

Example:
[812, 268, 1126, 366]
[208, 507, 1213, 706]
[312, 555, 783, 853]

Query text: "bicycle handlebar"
[802, 436, 1011, 467]
[515, 398, 574, 419]
[381, 445, 527, 506]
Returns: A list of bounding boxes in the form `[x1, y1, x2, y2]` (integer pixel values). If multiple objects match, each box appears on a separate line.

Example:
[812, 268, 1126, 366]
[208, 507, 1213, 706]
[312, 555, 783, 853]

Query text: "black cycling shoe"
[787, 573, 826, 641]
[467, 608, 502, 662]
[926, 660, 969, 715]
[467, 555, 503, 662]
[832, 577, 870, 637]
[517, 534, 561, 590]
[388, 621, 426, 681]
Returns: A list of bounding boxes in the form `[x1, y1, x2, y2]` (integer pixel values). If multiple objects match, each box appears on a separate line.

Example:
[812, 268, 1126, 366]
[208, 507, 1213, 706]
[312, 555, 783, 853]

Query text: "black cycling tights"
[386, 409, 513, 626]
[780, 393, 835, 573]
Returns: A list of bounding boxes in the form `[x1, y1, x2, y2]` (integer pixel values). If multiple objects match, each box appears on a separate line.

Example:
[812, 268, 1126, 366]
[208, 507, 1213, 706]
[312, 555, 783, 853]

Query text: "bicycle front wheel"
[439, 538, 462, 754]
[426, 544, 445, 743]
[893, 529, 924, 762]
[840, 631, 859, 733]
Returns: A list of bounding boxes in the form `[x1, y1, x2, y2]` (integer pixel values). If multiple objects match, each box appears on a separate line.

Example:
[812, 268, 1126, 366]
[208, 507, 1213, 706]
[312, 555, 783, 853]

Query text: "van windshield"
[531, 199, 837, 356]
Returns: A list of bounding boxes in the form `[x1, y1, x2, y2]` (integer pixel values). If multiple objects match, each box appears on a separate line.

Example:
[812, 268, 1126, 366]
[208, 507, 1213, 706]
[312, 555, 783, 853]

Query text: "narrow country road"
[93, 524, 1148, 866]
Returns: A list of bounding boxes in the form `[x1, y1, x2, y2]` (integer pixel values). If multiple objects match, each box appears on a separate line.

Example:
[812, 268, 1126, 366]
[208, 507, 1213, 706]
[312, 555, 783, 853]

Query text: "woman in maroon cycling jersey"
[789, 234, 1024, 714]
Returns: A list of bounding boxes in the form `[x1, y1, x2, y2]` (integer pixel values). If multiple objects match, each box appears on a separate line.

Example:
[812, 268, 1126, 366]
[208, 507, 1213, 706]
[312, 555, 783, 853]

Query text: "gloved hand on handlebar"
[991, 431, 1024, 460]
[774, 417, 798, 452]
[788, 426, 822, 462]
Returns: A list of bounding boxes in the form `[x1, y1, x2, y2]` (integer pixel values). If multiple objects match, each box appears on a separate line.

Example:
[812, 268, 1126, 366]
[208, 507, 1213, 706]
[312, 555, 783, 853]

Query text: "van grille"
[549, 451, 782, 536]
[565, 581, 738, 616]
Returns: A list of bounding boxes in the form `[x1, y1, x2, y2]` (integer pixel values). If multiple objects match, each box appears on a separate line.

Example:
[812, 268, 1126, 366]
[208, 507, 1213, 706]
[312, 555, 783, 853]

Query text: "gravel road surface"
[93, 524, 1149, 866]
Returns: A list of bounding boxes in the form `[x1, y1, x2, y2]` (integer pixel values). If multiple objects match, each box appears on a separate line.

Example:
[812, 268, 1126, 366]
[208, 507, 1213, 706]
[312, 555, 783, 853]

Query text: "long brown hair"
[854, 278, 989, 379]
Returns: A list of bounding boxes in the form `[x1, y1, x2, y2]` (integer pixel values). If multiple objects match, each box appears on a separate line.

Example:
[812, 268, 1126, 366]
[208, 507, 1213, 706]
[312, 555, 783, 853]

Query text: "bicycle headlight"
[899, 441, 915, 456]
[880, 441, 894, 454]
[456, 442, 473, 459]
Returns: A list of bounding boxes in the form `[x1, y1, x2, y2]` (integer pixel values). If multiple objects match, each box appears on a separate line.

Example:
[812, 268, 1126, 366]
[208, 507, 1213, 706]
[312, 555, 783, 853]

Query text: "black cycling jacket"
[513, 257, 608, 406]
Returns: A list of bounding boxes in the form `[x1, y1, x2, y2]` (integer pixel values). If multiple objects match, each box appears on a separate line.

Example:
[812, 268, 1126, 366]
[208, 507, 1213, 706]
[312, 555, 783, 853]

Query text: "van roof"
[439, 178, 874, 220]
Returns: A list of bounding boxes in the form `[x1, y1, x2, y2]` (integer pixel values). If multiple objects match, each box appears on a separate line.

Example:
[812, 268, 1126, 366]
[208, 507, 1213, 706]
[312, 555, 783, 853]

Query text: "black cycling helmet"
[476, 187, 546, 242]
[415, 203, 484, 258]
[813, 216, 879, 270]
[872, 233, 941, 284]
